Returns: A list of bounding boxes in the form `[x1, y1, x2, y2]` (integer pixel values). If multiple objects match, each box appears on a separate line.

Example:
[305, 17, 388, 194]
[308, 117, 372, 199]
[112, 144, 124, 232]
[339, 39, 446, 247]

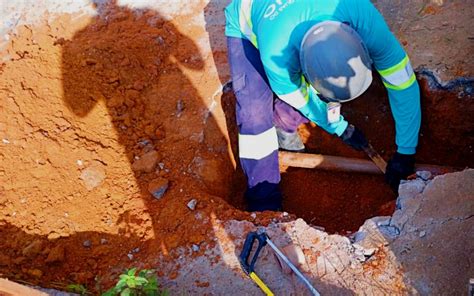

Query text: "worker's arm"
[260, 51, 349, 137]
[288, 79, 349, 136]
[349, 0, 421, 155]
[345, 0, 420, 191]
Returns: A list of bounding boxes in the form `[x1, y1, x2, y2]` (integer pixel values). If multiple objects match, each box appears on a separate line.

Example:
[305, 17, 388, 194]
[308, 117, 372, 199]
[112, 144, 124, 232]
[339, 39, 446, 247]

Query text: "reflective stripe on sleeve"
[378, 55, 416, 91]
[278, 80, 310, 109]
[239, 126, 278, 160]
[278, 89, 308, 109]
[278, 76, 317, 109]
[239, 0, 258, 48]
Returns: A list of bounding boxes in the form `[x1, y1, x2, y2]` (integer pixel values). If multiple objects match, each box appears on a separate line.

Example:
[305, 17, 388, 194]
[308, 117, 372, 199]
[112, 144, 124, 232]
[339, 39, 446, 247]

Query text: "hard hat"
[300, 21, 373, 102]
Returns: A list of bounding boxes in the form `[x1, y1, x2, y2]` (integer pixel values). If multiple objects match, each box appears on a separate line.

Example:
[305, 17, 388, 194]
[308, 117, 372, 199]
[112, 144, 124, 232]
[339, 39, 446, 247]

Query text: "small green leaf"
[127, 268, 137, 276]
[103, 268, 168, 296]
[115, 279, 128, 290]
[138, 270, 147, 277]
[102, 289, 115, 296]
[120, 287, 131, 296]
[135, 277, 148, 286]
[67, 284, 87, 293]
[126, 277, 136, 288]
[143, 285, 158, 292]
[146, 276, 158, 286]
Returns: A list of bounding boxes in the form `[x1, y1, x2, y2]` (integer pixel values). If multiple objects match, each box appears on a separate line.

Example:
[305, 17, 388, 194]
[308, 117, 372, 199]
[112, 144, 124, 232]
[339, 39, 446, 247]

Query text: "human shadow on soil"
[55, 0, 239, 292]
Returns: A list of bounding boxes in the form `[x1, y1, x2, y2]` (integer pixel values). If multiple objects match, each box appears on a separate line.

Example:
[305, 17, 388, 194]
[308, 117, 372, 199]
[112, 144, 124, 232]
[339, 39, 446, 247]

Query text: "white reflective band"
[382, 61, 414, 86]
[239, 0, 258, 47]
[239, 126, 278, 160]
[278, 86, 309, 109]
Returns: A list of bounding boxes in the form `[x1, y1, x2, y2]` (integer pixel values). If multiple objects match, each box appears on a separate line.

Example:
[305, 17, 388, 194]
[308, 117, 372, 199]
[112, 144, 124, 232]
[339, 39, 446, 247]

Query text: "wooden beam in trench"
[0, 278, 48, 296]
[279, 151, 456, 175]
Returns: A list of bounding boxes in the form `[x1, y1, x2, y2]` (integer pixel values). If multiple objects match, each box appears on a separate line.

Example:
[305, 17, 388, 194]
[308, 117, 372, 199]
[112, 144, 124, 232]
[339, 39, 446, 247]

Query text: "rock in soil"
[131, 150, 160, 173]
[22, 240, 43, 257]
[80, 162, 106, 191]
[82, 240, 92, 248]
[416, 170, 432, 181]
[45, 245, 65, 263]
[148, 177, 169, 199]
[186, 199, 197, 211]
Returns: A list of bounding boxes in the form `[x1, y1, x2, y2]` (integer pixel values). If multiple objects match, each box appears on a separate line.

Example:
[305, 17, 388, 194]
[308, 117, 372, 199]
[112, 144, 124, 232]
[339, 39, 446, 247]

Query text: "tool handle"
[363, 144, 387, 173]
[266, 238, 320, 296]
[249, 272, 274, 296]
[239, 231, 267, 274]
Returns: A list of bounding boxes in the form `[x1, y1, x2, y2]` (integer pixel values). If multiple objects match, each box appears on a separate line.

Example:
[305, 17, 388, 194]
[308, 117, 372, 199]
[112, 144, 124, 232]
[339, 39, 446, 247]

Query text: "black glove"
[340, 124, 369, 151]
[245, 181, 282, 212]
[385, 152, 415, 193]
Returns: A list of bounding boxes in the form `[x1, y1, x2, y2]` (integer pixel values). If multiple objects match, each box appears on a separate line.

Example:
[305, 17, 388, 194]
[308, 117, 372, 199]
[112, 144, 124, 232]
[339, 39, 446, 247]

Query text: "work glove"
[340, 124, 369, 151]
[245, 181, 282, 212]
[385, 152, 415, 193]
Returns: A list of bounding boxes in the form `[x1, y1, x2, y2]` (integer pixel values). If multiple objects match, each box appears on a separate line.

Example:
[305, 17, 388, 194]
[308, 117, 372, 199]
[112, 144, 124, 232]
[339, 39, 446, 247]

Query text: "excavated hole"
[221, 73, 474, 234]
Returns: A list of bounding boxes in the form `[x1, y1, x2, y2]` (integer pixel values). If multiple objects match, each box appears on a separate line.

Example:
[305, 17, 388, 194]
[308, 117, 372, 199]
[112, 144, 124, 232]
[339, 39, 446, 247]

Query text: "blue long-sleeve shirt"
[225, 0, 421, 154]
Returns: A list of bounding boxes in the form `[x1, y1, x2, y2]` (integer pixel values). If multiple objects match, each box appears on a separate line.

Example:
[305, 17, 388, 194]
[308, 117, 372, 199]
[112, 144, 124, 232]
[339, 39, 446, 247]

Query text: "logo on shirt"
[263, 0, 295, 20]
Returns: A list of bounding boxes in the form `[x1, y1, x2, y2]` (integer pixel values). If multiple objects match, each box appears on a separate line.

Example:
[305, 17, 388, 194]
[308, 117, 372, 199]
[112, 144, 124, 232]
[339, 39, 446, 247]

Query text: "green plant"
[102, 268, 168, 296]
[67, 283, 89, 295]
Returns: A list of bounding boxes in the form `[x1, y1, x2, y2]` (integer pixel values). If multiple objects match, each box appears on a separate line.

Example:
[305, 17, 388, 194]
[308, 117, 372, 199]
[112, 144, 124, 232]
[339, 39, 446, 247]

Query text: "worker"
[224, 0, 421, 211]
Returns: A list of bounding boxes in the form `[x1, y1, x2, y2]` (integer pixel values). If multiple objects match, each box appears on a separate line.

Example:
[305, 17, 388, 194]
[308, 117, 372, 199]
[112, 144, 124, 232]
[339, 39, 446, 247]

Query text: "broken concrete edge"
[165, 169, 472, 294]
[351, 170, 443, 258]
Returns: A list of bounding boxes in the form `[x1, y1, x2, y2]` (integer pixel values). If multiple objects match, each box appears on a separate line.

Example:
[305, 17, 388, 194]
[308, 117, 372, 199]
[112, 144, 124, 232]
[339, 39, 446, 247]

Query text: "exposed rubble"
[166, 169, 473, 295]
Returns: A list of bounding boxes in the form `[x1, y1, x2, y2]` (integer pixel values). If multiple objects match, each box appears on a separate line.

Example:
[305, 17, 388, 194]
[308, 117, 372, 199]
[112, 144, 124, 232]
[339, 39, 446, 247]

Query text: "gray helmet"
[300, 21, 372, 102]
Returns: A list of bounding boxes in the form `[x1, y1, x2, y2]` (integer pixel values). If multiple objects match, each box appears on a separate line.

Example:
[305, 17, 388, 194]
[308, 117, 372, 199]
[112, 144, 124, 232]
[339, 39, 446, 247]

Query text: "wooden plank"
[0, 279, 48, 296]
[279, 151, 457, 175]
[279, 151, 382, 174]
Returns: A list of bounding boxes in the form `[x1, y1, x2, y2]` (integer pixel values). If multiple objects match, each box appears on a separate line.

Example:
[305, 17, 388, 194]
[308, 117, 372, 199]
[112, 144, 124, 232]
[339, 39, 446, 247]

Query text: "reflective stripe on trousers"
[227, 37, 308, 187]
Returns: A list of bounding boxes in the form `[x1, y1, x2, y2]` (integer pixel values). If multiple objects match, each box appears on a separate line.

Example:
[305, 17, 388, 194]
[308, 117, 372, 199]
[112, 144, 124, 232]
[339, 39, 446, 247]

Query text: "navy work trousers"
[227, 37, 308, 188]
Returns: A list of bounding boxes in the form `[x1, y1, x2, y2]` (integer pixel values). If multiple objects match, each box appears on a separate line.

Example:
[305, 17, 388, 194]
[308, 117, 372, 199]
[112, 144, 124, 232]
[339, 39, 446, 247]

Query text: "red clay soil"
[0, 1, 473, 292]
[0, 2, 259, 291]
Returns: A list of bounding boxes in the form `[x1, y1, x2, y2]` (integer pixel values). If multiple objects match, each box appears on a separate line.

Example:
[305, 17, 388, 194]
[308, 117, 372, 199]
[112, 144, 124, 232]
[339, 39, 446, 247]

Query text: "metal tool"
[239, 230, 320, 296]
[363, 143, 387, 173]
